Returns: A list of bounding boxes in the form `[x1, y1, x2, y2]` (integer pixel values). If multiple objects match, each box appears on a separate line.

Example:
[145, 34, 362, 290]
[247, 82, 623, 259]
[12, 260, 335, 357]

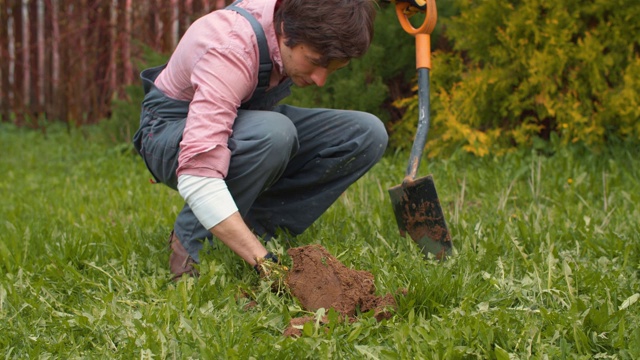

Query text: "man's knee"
[264, 115, 300, 155]
[262, 116, 300, 170]
[231, 111, 299, 168]
[351, 111, 388, 160]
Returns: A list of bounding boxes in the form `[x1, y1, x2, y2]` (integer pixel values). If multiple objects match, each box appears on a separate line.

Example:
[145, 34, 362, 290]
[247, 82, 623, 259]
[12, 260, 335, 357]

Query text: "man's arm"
[209, 212, 269, 267]
[164, 12, 270, 268]
[178, 174, 268, 267]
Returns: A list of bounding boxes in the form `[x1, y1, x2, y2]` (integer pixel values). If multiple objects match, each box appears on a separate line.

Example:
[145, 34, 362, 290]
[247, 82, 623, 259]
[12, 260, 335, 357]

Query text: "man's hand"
[254, 252, 286, 276]
[208, 212, 270, 267]
[254, 252, 289, 292]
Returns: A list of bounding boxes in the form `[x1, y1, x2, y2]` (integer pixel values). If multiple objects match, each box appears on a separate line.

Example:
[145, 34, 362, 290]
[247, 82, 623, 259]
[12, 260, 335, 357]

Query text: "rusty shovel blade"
[389, 175, 452, 260]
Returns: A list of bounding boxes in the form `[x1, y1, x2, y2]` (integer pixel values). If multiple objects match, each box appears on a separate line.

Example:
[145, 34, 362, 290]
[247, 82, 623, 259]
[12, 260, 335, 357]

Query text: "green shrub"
[395, 0, 640, 157]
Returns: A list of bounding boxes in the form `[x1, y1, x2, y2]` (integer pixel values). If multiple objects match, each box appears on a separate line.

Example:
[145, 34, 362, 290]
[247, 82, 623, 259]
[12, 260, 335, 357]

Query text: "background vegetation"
[421, 0, 640, 156]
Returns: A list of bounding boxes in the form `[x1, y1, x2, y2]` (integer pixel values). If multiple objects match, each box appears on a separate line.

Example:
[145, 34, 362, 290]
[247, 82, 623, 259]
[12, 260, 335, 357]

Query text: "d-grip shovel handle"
[396, 0, 437, 181]
[395, 0, 437, 36]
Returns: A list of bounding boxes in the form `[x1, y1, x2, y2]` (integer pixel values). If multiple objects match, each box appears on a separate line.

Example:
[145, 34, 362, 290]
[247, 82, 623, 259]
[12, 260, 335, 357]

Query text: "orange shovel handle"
[395, 0, 437, 69]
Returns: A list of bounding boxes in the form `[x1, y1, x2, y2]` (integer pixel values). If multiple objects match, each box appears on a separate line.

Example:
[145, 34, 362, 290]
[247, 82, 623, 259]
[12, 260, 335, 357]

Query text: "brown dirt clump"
[282, 315, 319, 338]
[285, 244, 397, 329]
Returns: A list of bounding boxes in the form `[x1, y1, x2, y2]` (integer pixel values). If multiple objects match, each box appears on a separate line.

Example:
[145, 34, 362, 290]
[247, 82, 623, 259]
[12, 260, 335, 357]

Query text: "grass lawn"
[1, 123, 639, 359]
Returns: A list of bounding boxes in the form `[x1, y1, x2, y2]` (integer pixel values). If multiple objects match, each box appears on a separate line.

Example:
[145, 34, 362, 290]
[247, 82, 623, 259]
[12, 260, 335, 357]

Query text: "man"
[133, 0, 388, 280]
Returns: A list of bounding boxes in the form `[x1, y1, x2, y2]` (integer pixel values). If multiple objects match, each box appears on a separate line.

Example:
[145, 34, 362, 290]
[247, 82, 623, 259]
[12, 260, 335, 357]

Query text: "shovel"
[387, 0, 452, 260]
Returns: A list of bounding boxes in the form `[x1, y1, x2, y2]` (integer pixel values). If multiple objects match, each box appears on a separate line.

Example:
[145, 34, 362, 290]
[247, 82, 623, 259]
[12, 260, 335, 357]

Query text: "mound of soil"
[283, 244, 396, 336]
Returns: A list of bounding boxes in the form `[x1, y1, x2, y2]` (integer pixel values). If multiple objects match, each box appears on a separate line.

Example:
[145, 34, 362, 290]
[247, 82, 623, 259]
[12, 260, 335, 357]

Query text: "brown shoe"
[169, 231, 199, 281]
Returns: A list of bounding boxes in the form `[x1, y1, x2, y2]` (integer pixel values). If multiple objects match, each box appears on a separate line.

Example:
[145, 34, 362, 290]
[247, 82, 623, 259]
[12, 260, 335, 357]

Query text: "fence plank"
[50, 0, 61, 122]
[36, 0, 44, 111]
[12, 0, 24, 124]
[123, 0, 133, 86]
[21, 0, 30, 112]
[0, 1, 10, 122]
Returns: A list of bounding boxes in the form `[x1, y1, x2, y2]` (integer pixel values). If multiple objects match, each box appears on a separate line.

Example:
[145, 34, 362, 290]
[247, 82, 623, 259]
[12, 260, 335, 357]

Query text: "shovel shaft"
[405, 67, 430, 181]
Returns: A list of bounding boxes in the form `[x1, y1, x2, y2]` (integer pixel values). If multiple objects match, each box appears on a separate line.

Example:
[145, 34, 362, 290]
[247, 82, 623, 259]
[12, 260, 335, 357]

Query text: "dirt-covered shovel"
[387, 0, 452, 260]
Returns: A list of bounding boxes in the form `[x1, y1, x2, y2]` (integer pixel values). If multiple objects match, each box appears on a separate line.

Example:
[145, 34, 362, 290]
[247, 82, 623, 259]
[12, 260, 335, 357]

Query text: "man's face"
[279, 39, 349, 87]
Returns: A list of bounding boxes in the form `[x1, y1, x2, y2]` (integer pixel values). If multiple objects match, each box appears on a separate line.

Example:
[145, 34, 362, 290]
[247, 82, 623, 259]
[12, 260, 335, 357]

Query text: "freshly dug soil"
[283, 244, 396, 336]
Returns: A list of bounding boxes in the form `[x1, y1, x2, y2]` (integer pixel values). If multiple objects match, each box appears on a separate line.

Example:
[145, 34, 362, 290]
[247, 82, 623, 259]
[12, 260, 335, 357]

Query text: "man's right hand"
[209, 211, 269, 268]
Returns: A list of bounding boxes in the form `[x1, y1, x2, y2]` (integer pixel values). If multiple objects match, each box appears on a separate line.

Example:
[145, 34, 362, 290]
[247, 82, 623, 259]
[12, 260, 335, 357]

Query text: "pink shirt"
[154, 0, 285, 180]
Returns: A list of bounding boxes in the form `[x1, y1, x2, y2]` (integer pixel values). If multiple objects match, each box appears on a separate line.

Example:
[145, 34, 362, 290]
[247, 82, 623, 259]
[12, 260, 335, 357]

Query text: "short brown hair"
[274, 0, 376, 66]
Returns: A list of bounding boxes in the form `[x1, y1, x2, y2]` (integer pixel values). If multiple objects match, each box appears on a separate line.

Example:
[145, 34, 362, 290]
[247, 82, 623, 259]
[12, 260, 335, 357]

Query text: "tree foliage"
[397, 0, 640, 157]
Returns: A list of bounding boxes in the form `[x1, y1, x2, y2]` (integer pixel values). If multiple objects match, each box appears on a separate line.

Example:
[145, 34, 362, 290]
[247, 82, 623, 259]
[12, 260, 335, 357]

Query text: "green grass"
[1, 123, 639, 359]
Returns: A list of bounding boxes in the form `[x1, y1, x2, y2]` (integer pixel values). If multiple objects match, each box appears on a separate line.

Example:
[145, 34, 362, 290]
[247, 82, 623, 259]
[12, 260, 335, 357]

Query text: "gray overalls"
[133, 3, 388, 262]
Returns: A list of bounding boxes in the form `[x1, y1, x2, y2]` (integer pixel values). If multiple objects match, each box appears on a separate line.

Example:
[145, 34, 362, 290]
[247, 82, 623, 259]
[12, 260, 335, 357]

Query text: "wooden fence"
[0, 0, 229, 127]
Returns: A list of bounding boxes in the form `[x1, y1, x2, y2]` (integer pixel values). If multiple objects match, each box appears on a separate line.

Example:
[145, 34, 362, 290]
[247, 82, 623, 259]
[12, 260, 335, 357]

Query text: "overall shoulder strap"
[226, 0, 272, 93]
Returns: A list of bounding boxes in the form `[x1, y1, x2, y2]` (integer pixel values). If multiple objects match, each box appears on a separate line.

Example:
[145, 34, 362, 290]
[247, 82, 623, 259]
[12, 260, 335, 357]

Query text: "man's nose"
[310, 68, 329, 87]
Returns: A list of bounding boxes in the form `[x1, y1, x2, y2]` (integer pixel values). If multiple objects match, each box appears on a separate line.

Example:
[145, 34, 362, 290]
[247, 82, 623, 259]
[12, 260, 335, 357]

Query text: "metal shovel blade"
[389, 175, 452, 260]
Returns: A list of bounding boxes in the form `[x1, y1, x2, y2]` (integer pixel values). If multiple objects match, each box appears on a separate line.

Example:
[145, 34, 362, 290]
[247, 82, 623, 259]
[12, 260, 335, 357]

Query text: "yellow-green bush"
[394, 0, 640, 157]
